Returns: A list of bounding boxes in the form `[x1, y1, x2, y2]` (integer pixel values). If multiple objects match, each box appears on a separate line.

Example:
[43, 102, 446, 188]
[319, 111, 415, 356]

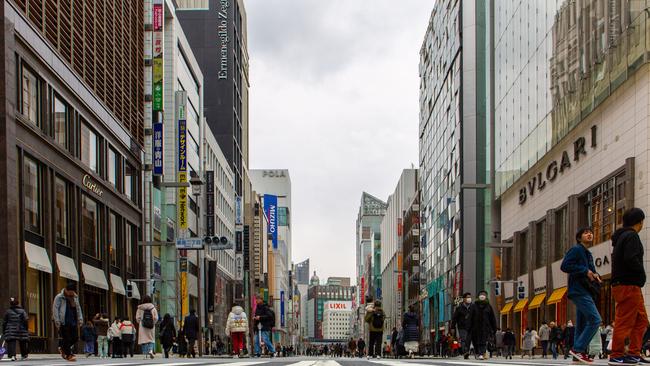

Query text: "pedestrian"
[390, 327, 398, 358]
[603, 323, 614, 357]
[563, 321, 575, 359]
[119, 317, 136, 358]
[503, 328, 515, 359]
[561, 227, 602, 364]
[403, 305, 420, 358]
[52, 282, 83, 362]
[522, 328, 534, 359]
[495, 328, 504, 357]
[357, 337, 366, 357]
[253, 294, 276, 357]
[539, 321, 550, 359]
[183, 309, 199, 358]
[225, 303, 249, 357]
[550, 321, 562, 359]
[2, 297, 29, 361]
[177, 327, 188, 357]
[451, 292, 474, 359]
[159, 314, 176, 359]
[468, 290, 496, 360]
[81, 320, 96, 357]
[93, 313, 109, 359]
[108, 317, 122, 358]
[136, 295, 158, 359]
[364, 300, 385, 359]
[610, 207, 650, 365]
[348, 338, 357, 357]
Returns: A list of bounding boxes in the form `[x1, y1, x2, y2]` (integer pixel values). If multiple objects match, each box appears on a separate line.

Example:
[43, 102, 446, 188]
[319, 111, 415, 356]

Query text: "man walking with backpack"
[184, 309, 200, 358]
[364, 300, 385, 359]
[136, 295, 158, 359]
[253, 294, 276, 357]
[609, 208, 650, 365]
[561, 227, 602, 364]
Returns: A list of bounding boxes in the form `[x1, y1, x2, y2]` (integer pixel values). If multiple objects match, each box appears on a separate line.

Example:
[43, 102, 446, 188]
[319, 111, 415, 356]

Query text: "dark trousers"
[6, 339, 29, 358]
[121, 334, 134, 357]
[163, 345, 172, 358]
[188, 338, 197, 358]
[541, 340, 549, 357]
[59, 325, 78, 357]
[111, 338, 123, 358]
[369, 332, 382, 357]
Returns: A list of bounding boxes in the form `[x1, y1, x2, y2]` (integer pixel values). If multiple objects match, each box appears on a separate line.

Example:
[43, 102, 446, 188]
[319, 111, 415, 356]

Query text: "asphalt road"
[0, 355, 612, 366]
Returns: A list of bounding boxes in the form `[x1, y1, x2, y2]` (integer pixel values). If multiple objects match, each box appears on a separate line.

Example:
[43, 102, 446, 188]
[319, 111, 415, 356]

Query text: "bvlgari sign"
[82, 174, 104, 197]
[519, 126, 597, 205]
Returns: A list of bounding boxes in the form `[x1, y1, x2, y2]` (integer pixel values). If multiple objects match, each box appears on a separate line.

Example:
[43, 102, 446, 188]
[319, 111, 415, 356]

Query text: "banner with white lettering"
[264, 194, 278, 249]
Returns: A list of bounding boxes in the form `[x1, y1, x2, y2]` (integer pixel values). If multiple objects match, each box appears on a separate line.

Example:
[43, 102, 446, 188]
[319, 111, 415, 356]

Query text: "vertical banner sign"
[280, 290, 286, 327]
[205, 171, 215, 236]
[360, 277, 365, 304]
[264, 194, 278, 249]
[153, 122, 164, 175]
[235, 196, 243, 225]
[176, 91, 188, 231]
[243, 225, 250, 270]
[152, 0, 164, 111]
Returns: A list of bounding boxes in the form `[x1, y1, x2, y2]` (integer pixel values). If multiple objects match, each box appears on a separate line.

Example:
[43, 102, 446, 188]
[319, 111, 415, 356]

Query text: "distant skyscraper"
[296, 259, 310, 285]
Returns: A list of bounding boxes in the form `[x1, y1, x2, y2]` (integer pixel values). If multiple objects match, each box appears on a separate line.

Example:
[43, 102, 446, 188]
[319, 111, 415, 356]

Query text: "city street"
[0, 356, 612, 366]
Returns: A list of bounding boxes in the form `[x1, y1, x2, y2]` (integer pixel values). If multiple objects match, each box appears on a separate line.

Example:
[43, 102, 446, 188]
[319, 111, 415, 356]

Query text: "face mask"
[568, 322, 573, 327]
[464, 298, 472, 304]
[478, 295, 486, 301]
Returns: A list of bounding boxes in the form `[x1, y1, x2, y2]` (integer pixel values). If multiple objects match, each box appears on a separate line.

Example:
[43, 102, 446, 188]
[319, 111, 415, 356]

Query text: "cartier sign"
[519, 126, 597, 205]
[82, 174, 104, 197]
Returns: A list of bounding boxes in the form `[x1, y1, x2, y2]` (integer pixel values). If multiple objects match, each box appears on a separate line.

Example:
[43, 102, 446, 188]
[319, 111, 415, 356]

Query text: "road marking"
[438, 360, 576, 366]
[369, 360, 436, 366]
[284, 361, 319, 366]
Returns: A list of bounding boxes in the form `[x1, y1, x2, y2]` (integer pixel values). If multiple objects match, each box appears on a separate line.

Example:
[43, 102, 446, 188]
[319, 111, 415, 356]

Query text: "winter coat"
[391, 329, 398, 345]
[159, 320, 176, 347]
[550, 327, 562, 343]
[612, 227, 646, 287]
[538, 324, 550, 341]
[225, 306, 249, 334]
[561, 243, 598, 298]
[357, 339, 366, 350]
[81, 324, 97, 342]
[364, 306, 386, 333]
[183, 314, 199, 340]
[503, 331, 516, 346]
[120, 320, 136, 336]
[93, 315, 109, 337]
[52, 289, 83, 327]
[563, 326, 575, 345]
[135, 303, 158, 345]
[402, 312, 419, 342]
[495, 330, 504, 347]
[2, 306, 29, 341]
[468, 300, 496, 346]
[108, 322, 122, 340]
[254, 302, 275, 331]
[522, 331, 535, 350]
[451, 303, 473, 331]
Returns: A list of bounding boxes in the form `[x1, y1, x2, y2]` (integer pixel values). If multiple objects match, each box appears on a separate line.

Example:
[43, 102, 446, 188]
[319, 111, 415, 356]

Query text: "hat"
[623, 208, 645, 227]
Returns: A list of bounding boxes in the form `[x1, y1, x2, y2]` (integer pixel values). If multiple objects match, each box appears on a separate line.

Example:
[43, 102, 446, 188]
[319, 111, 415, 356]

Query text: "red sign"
[153, 3, 163, 31]
[325, 302, 351, 310]
[360, 277, 365, 304]
[397, 273, 403, 291]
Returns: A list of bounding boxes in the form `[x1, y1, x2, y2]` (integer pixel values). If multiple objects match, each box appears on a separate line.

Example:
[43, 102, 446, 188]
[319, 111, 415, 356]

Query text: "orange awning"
[547, 287, 567, 305]
[513, 298, 528, 312]
[528, 294, 546, 310]
[500, 302, 513, 315]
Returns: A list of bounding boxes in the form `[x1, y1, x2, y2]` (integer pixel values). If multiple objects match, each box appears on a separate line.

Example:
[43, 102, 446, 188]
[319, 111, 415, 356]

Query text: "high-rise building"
[296, 259, 310, 285]
[418, 0, 491, 336]
[0, 0, 144, 351]
[175, 0, 250, 197]
[307, 272, 355, 340]
[321, 301, 353, 340]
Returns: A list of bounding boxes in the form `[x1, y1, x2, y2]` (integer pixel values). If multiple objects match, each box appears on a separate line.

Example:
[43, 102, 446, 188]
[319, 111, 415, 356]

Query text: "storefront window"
[21, 65, 40, 127]
[555, 207, 568, 261]
[584, 174, 625, 245]
[23, 157, 40, 233]
[81, 122, 99, 174]
[55, 177, 68, 245]
[26, 267, 43, 336]
[109, 212, 119, 267]
[126, 222, 135, 273]
[108, 149, 119, 188]
[124, 163, 135, 202]
[81, 195, 100, 259]
[53, 95, 68, 148]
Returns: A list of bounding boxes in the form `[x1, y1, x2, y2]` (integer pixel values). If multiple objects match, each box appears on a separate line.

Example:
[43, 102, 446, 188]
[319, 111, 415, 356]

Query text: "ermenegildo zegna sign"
[519, 126, 597, 205]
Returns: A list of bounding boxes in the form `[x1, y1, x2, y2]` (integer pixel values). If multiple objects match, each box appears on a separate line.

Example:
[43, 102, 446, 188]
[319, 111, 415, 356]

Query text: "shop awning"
[82, 263, 109, 290]
[513, 298, 528, 312]
[500, 302, 513, 315]
[25, 242, 52, 273]
[547, 287, 568, 305]
[188, 273, 198, 297]
[128, 280, 141, 300]
[110, 274, 126, 295]
[56, 254, 79, 282]
[528, 293, 546, 309]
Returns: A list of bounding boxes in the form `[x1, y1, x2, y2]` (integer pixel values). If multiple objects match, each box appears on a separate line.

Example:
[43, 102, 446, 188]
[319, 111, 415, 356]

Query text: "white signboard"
[175, 237, 204, 250]
[235, 253, 244, 281]
[235, 196, 243, 225]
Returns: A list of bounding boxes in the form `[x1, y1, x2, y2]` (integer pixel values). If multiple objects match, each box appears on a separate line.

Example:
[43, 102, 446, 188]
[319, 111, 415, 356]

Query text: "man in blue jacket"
[561, 227, 602, 364]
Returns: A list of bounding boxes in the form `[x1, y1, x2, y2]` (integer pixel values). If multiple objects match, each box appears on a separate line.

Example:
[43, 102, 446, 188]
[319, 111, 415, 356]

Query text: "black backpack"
[372, 309, 385, 329]
[142, 308, 155, 329]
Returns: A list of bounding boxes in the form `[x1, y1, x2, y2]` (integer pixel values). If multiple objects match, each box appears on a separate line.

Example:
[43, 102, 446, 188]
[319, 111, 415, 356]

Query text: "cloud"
[247, 0, 433, 283]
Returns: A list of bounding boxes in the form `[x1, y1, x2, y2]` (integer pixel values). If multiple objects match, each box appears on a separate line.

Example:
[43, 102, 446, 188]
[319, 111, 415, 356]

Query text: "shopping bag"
[588, 329, 602, 356]
[0, 340, 6, 360]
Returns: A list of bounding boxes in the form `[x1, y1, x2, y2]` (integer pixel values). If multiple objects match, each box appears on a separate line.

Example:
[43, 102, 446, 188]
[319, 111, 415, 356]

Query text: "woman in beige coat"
[135, 295, 158, 359]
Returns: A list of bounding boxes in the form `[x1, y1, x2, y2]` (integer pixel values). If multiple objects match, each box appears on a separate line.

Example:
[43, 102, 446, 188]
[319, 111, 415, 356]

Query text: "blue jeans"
[551, 342, 558, 359]
[570, 294, 602, 353]
[140, 342, 154, 355]
[254, 330, 275, 355]
[84, 340, 95, 354]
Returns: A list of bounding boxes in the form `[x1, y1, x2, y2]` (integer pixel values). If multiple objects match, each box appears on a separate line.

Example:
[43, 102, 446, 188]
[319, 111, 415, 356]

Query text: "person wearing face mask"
[451, 292, 474, 359]
[561, 227, 602, 364]
[468, 291, 496, 360]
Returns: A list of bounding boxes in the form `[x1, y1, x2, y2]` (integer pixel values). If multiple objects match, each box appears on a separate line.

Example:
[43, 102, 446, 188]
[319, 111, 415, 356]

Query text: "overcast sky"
[247, 1, 433, 284]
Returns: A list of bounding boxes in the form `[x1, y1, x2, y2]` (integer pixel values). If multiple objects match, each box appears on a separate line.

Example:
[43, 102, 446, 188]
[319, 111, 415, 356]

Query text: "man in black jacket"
[451, 292, 473, 359]
[183, 309, 200, 358]
[609, 208, 649, 365]
[253, 295, 276, 357]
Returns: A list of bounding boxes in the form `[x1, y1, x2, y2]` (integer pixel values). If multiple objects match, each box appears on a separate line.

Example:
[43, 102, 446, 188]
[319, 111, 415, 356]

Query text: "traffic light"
[517, 283, 526, 300]
[126, 282, 133, 298]
[495, 281, 501, 296]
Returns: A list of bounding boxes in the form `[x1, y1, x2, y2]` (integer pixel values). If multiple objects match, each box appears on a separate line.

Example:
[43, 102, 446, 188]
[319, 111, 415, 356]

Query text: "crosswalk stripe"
[284, 361, 319, 366]
[438, 361, 571, 366]
[369, 360, 434, 366]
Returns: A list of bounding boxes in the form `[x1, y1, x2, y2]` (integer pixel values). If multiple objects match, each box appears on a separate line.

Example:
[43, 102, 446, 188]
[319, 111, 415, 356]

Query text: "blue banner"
[153, 122, 163, 175]
[264, 194, 278, 249]
[280, 290, 285, 327]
